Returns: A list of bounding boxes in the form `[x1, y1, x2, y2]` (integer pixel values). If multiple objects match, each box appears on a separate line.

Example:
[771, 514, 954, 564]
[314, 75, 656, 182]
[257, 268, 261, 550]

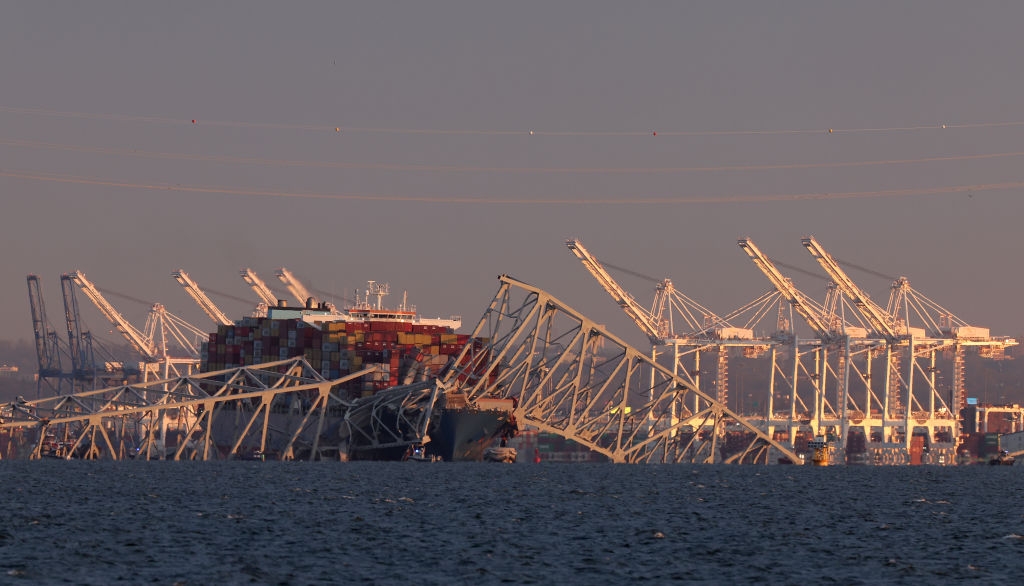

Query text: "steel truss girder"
[339, 380, 442, 456]
[0, 358, 432, 461]
[442, 275, 802, 464]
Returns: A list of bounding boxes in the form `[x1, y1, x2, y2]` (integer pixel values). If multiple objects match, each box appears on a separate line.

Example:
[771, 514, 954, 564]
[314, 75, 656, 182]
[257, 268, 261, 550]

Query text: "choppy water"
[1, 462, 1022, 585]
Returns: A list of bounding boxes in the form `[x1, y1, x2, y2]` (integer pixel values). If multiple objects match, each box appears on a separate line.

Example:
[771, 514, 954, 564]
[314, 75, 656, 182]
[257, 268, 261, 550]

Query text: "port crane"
[275, 267, 345, 313]
[64, 275, 141, 383]
[240, 268, 277, 315]
[566, 239, 667, 344]
[737, 239, 846, 341]
[567, 239, 720, 408]
[172, 269, 233, 327]
[802, 236, 905, 340]
[801, 235, 944, 456]
[60, 274, 100, 392]
[66, 270, 206, 380]
[566, 239, 786, 418]
[737, 237, 882, 448]
[885, 276, 1017, 388]
[26, 275, 71, 396]
[275, 267, 314, 307]
[801, 235, 1015, 462]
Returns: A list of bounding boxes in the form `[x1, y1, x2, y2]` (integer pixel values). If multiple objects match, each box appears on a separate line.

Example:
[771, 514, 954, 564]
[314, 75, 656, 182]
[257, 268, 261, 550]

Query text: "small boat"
[483, 446, 517, 463]
[989, 450, 1015, 466]
[406, 444, 441, 462]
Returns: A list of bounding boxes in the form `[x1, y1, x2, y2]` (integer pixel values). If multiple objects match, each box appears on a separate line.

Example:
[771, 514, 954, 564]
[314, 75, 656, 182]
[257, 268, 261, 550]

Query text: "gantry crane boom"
[172, 269, 233, 327]
[737, 238, 835, 340]
[67, 271, 158, 360]
[26, 275, 63, 378]
[275, 267, 314, 306]
[801, 236, 898, 340]
[240, 268, 278, 307]
[567, 239, 663, 343]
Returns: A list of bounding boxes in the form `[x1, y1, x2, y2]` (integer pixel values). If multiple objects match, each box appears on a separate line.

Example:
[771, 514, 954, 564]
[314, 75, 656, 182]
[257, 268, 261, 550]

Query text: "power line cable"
[4, 137, 1024, 175]
[3, 168, 1019, 205]
[4, 104, 1024, 137]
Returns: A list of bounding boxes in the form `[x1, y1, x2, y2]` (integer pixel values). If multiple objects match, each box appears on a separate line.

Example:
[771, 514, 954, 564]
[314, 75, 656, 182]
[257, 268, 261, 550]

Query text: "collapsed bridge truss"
[3, 276, 802, 464]
[0, 357, 439, 461]
[443, 275, 801, 464]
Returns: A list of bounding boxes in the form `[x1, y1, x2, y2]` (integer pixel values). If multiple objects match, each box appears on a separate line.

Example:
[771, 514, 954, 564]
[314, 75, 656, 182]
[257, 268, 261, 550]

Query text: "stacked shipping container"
[201, 316, 474, 399]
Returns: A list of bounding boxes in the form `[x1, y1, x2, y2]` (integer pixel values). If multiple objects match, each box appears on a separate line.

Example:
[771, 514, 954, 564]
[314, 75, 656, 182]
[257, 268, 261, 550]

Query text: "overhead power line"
[4, 137, 1024, 175]
[3, 168, 1020, 205]
[4, 104, 1024, 137]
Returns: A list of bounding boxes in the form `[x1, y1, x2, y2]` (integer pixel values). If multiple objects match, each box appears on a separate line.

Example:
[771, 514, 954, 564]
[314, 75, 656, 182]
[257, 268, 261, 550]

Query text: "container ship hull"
[201, 296, 514, 461]
[206, 403, 515, 462]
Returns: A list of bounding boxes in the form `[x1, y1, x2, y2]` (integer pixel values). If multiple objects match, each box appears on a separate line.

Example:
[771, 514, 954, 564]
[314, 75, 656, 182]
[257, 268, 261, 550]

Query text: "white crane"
[801, 236, 904, 340]
[800, 236, 1019, 457]
[566, 239, 665, 344]
[567, 239, 776, 415]
[172, 269, 233, 327]
[275, 267, 316, 308]
[240, 268, 278, 308]
[66, 270, 206, 380]
[736, 238, 869, 442]
[737, 238, 845, 341]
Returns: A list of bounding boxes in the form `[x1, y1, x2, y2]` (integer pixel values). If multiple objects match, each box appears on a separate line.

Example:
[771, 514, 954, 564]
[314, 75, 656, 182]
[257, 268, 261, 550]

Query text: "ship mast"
[365, 281, 390, 310]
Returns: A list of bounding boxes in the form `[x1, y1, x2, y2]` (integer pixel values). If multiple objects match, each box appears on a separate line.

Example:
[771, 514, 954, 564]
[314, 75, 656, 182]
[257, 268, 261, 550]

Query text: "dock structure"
[564, 237, 1016, 465]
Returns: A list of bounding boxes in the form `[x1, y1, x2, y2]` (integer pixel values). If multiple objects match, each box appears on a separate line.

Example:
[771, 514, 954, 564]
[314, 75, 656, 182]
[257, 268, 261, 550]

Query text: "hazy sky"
[3, 2, 1024, 352]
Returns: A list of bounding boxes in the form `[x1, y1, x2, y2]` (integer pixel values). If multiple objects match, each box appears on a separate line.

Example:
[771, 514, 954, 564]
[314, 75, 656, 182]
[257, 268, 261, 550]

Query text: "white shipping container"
[844, 327, 869, 338]
[714, 327, 753, 340]
[950, 326, 990, 339]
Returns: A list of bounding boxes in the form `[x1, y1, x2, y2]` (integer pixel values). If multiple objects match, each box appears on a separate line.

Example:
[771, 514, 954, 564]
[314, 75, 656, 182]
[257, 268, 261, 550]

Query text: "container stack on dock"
[200, 311, 474, 399]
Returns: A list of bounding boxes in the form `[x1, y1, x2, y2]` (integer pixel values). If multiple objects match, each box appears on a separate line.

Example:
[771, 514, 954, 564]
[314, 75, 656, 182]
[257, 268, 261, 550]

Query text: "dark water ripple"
[0, 462, 1022, 584]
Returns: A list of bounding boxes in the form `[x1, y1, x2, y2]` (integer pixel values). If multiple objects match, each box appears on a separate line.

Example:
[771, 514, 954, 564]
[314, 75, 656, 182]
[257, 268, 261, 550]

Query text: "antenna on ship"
[365, 281, 390, 310]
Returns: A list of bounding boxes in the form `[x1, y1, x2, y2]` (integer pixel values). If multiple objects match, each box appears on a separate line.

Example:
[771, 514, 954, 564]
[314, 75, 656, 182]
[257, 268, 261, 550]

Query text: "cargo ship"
[201, 283, 517, 461]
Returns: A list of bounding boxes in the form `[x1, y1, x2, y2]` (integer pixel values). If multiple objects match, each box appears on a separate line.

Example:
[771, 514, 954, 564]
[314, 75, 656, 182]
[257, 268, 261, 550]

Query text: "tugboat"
[807, 435, 832, 466]
[989, 449, 1015, 466]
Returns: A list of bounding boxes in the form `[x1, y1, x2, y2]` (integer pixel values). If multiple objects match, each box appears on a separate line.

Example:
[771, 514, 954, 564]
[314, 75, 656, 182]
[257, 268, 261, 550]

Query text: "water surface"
[1, 462, 1021, 584]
